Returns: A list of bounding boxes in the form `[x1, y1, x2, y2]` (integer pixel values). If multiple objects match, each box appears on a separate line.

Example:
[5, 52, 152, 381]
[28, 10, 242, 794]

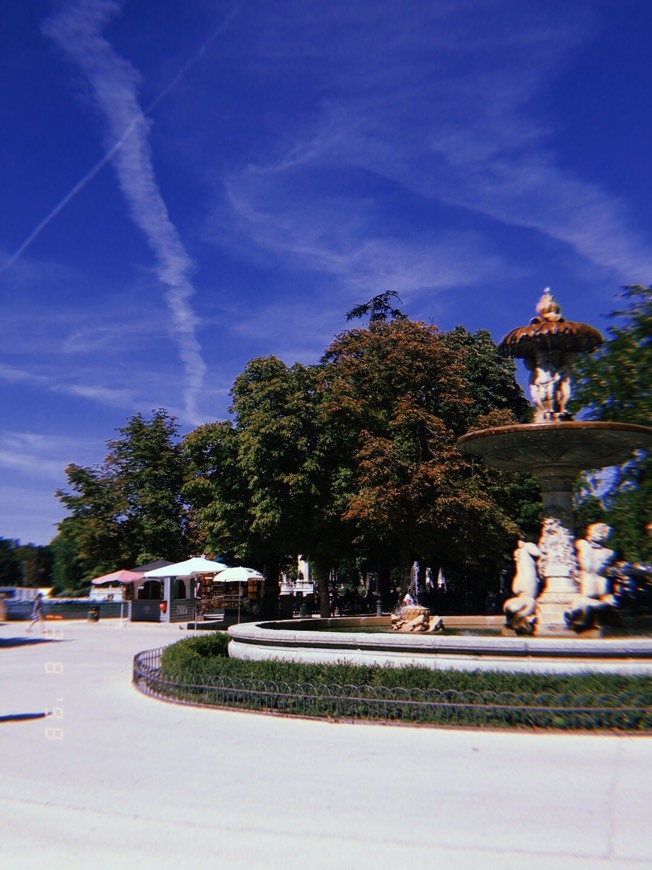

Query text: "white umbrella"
[144, 557, 229, 578]
[216, 566, 265, 583]
[215, 567, 265, 624]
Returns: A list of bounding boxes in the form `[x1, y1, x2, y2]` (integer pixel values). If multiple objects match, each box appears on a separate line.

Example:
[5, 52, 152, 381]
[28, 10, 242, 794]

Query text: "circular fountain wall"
[228, 617, 652, 675]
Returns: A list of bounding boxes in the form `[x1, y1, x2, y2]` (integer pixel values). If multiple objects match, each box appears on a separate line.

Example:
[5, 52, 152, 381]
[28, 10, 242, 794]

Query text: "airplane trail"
[1, 6, 240, 276]
[5, 1, 243, 423]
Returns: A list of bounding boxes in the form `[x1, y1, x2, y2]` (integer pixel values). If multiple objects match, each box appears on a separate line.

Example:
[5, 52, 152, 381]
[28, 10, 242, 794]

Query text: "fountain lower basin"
[228, 617, 652, 675]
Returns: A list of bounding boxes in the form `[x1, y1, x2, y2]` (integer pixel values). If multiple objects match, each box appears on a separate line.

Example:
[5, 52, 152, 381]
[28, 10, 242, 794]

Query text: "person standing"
[26, 593, 45, 633]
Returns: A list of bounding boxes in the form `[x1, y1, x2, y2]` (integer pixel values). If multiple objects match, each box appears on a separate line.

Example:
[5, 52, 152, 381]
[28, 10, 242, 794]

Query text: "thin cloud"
[52, 382, 136, 406]
[0, 431, 95, 479]
[211, 2, 652, 295]
[0, 361, 137, 408]
[221, 170, 507, 299]
[42, 0, 210, 424]
[0, 485, 63, 544]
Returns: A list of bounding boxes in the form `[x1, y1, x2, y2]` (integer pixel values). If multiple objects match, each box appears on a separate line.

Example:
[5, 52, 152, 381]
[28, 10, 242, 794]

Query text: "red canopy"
[90, 569, 145, 586]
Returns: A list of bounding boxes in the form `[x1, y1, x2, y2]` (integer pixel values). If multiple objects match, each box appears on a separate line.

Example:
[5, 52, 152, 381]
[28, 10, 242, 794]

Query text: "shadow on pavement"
[0, 636, 64, 648]
[0, 712, 51, 723]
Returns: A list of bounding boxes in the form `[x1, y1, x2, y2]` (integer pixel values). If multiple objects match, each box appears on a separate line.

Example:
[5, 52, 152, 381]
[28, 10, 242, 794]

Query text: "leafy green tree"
[321, 319, 529, 605]
[56, 410, 189, 580]
[572, 286, 652, 560]
[50, 527, 86, 595]
[184, 359, 357, 616]
[229, 357, 350, 614]
[16, 543, 53, 587]
[0, 538, 22, 585]
[182, 421, 250, 562]
[572, 285, 651, 425]
[56, 464, 126, 579]
[106, 410, 188, 564]
[441, 326, 532, 426]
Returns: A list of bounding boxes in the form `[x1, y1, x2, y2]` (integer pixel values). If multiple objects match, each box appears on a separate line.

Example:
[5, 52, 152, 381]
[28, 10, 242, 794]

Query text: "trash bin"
[88, 606, 100, 622]
[300, 594, 313, 618]
[278, 595, 294, 619]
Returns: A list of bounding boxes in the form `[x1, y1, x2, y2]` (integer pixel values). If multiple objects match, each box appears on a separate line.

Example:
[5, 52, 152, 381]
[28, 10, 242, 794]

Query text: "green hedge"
[153, 635, 652, 730]
[160, 632, 230, 681]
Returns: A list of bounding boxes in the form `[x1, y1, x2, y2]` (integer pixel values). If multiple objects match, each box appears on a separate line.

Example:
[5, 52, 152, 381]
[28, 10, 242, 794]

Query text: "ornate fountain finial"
[533, 290, 563, 324]
[499, 291, 602, 423]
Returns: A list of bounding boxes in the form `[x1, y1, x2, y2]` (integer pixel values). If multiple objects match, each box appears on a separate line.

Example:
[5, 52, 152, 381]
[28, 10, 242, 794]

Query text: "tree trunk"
[260, 559, 280, 619]
[312, 557, 331, 618]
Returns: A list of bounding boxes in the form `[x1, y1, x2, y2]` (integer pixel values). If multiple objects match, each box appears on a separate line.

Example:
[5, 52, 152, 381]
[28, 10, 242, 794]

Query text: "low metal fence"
[133, 647, 651, 731]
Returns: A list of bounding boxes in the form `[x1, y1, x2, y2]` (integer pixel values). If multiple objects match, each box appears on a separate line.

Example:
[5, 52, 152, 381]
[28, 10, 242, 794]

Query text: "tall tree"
[571, 285, 652, 560]
[15, 543, 53, 588]
[56, 409, 189, 579]
[321, 319, 528, 604]
[106, 410, 188, 564]
[229, 357, 348, 614]
[182, 421, 250, 562]
[55, 464, 127, 579]
[50, 527, 85, 595]
[0, 538, 22, 585]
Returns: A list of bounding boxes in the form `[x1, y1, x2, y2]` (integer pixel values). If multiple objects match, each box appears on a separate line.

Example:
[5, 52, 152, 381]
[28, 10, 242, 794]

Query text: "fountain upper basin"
[457, 421, 652, 473]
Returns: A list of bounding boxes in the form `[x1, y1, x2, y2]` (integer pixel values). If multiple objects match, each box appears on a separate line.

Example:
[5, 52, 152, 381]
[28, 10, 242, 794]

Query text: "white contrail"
[9, 0, 240, 423]
[0, 117, 139, 275]
[0, 2, 239, 279]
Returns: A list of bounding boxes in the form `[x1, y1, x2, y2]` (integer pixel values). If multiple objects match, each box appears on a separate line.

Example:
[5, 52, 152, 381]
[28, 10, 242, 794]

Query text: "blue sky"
[2, 0, 651, 546]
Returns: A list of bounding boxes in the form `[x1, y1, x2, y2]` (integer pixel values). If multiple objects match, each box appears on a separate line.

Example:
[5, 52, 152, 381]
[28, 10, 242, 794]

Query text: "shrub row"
[155, 635, 652, 730]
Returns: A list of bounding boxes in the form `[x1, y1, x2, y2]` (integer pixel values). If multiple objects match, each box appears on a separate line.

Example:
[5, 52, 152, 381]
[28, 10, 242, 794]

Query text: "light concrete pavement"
[1, 620, 651, 869]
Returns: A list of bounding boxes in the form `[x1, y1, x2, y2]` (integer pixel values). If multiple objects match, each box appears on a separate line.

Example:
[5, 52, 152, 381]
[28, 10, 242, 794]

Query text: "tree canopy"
[54, 410, 189, 583]
[572, 285, 652, 560]
[346, 290, 406, 323]
[49, 313, 543, 609]
[0, 538, 53, 587]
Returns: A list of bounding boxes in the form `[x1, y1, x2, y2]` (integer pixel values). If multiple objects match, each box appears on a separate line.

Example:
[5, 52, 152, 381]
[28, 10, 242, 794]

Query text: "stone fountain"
[228, 291, 652, 673]
[457, 291, 652, 636]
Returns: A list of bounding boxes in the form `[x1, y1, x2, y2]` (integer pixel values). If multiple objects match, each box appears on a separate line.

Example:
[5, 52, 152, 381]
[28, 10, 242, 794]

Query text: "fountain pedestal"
[457, 291, 652, 636]
[458, 420, 652, 635]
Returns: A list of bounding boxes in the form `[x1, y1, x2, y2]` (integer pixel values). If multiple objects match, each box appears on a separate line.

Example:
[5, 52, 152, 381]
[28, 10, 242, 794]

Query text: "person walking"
[26, 593, 45, 633]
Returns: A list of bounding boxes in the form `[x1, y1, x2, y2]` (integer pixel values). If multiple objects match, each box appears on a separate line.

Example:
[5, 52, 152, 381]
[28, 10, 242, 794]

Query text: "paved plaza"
[1, 619, 651, 869]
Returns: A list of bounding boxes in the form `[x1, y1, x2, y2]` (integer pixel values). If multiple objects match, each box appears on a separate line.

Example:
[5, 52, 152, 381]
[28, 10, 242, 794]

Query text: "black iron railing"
[133, 647, 651, 731]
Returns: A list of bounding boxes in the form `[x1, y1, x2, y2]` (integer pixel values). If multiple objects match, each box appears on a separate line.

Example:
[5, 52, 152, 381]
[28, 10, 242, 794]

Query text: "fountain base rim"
[228, 617, 652, 675]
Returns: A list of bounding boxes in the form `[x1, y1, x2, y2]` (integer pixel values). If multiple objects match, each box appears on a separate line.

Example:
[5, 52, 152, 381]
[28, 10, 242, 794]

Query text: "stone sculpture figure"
[576, 523, 615, 598]
[527, 350, 574, 421]
[518, 292, 578, 423]
[565, 523, 616, 631]
[503, 540, 541, 633]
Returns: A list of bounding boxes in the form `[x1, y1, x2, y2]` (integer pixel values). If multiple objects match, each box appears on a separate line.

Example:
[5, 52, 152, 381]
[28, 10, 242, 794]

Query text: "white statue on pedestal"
[503, 540, 541, 633]
[522, 292, 575, 423]
[527, 350, 574, 422]
[565, 523, 616, 631]
[576, 523, 615, 598]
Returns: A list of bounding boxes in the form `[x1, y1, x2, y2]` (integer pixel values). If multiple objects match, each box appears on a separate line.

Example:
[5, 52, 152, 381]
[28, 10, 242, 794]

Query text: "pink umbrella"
[90, 569, 145, 585]
[90, 569, 146, 625]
